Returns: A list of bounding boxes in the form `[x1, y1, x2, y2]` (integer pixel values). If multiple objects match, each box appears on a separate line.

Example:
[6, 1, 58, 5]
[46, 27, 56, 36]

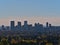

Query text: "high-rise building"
[23, 21, 28, 30]
[18, 22, 21, 26]
[46, 22, 49, 28]
[1, 25, 5, 30]
[49, 24, 51, 28]
[17, 21, 21, 30]
[34, 23, 43, 31]
[24, 21, 27, 25]
[10, 21, 15, 30]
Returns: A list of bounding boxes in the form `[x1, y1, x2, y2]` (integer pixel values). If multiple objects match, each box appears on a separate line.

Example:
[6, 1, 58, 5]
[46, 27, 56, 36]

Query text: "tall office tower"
[46, 22, 49, 28]
[1, 25, 5, 30]
[24, 21, 27, 25]
[17, 22, 21, 30]
[10, 21, 15, 30]
[49, 24, 51, 27]
[34, 23, 43, 31]
[24, 21, 28, 30]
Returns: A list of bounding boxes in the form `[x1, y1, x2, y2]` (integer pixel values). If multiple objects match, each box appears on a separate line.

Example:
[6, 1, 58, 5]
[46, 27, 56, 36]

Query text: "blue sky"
[0, 0, 60, 18]
[0, 0, 60, 25]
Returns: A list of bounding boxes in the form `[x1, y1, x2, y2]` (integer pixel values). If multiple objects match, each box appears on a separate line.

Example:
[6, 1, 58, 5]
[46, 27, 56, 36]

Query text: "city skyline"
[0, 20, 60, 34]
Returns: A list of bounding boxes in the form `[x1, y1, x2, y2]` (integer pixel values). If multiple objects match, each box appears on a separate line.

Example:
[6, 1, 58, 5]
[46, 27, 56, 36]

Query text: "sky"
[0, 0, 60, 26]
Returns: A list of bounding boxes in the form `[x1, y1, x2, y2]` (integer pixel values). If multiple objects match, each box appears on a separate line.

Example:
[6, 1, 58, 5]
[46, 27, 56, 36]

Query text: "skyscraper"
[24, 21, 27, 25]
[46, 22, 49, 28]
[23, 21, 28, 30]
[1, 25, 5, 30]
[17, 21, 21, 30]
[10, 21, 15, 30]
[49, 24, 51, 28]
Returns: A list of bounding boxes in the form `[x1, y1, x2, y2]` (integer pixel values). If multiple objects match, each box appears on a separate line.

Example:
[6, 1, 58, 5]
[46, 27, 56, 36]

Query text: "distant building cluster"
[0, 21, 60, 34]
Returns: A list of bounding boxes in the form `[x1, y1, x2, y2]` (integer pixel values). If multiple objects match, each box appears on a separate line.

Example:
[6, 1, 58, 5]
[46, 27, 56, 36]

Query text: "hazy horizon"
[0, 17, 60, 26]
[0, 0, 60, 26]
